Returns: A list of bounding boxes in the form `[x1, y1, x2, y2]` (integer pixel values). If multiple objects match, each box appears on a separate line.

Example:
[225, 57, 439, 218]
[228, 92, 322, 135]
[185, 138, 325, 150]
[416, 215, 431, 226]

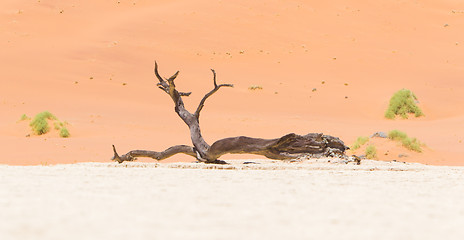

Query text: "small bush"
[351, 136, 369, 150]
[54, 121, 66, 130]
[60, 127, 70, 138]
[28, 111, 70, 137]
[365, 145, 377, 159]
[385, 89, 424, 119]
[30, 111, 57, 135]
[388, 130, 422, 152]
[388, 130, 408, 141]
[19, 114, 30, 121]
[401, 137, 422, 152]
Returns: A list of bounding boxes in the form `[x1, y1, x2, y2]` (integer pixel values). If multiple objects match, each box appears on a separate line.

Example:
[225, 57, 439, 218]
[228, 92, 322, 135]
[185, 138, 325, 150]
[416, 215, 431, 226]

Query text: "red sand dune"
[1, 0, 463, 165]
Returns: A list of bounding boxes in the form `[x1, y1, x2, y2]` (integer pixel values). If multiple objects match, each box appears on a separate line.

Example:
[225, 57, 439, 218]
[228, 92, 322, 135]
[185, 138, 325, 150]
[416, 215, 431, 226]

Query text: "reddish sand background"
[1, 0, 463, 165]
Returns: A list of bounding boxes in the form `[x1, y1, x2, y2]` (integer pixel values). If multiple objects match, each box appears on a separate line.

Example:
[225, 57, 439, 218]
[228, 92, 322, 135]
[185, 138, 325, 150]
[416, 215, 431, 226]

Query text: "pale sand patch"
[1, 160, 464, 240]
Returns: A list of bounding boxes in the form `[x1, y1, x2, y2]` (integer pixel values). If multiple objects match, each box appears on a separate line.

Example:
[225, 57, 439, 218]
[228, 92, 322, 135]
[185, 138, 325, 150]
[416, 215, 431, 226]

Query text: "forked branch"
[154, 62, 191, 98]
[194, 69, 233, 119]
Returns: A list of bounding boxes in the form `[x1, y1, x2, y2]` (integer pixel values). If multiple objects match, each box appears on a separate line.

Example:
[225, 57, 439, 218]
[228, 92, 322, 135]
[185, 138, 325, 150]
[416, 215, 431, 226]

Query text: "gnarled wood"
[205, 133, 347, 161]
[112, 145, 196, 163]
[112, 63, 349, 164]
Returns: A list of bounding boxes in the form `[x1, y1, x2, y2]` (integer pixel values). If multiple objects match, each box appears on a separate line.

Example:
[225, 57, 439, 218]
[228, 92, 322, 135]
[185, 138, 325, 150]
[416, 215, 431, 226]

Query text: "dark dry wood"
[112, 63, 348, 164]
[112, 145, 196, 163]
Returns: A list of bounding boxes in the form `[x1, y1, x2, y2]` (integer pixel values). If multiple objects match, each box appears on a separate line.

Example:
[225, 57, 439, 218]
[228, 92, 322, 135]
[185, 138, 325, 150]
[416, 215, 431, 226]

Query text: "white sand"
[1, 160, 464, 240]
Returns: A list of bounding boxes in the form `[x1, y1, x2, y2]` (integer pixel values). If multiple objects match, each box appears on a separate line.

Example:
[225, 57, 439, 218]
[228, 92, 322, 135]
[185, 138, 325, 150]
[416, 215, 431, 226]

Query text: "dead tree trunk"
[112, 62, 349, 164]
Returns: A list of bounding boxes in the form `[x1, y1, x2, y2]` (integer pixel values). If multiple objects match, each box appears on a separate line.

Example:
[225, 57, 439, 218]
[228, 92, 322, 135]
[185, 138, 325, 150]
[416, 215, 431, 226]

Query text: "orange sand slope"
[1, 0, 463, 166]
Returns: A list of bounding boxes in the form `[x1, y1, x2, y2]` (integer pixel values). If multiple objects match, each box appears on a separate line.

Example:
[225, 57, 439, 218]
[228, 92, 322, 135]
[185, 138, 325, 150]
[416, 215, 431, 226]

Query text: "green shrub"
[54, 121, 67, 130]
[29, 111, 70, 137]
[365, 145, 377, 159]
[388, 130, 422, 152]
[351, 136, 369, 150]
[401, 137, 422, 152]
[388, 130, 408, 141]
[60, 127, 70, 138]
[30, 111, 57, 135]
[385, 89, 424, 119]
[19, 114, 30, 121]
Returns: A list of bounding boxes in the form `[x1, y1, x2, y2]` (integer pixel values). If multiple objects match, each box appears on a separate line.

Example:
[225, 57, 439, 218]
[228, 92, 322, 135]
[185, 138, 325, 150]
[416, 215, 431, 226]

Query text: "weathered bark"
[112, 63, 349, 164]
[112, 145, 196, 163]
[208, 133, 347, 160]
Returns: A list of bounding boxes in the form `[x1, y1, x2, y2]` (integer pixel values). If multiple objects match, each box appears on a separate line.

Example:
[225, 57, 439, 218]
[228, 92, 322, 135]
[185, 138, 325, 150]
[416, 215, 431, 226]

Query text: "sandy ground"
[1, 160, 464, 240]
[3, 2, 464, 239]
[1, 0, 464, 166]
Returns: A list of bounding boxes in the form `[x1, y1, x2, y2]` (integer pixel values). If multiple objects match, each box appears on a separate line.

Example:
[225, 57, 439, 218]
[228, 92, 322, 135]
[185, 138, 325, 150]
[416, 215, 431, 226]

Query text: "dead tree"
[112, 62, 349, 164]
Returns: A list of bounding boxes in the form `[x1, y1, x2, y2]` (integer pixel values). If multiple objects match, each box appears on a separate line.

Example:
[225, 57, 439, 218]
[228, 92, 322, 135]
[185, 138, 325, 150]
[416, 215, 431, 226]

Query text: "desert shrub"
[60, 127, 70, 138]
[19, 114, 30, 121]
[248, 85, 263, 90]
[365, 145, 377, 159]
[54, 121, 66, 130]
[401, 137, 422, 152]
[351, 136, 369, 150]
[28, 111, 70, 137]
[55, 121, 70, 138]
[385, 89, 424, 119]
[388, 130, 422, 152]
[30, 111, 57, 135]
[388, 130, 408, 141]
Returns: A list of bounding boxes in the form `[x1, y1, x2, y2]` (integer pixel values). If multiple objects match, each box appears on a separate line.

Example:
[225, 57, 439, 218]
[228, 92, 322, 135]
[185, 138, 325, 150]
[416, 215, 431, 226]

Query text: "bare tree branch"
[167, 71, 179, 83]
[151, 62, 213, 159]
[154, 62, 191, 96]
[212, 69, 217, 88]
[112, 144, 197, 163]
[154, 61, 165, 83]
[194, 69, 233, 119]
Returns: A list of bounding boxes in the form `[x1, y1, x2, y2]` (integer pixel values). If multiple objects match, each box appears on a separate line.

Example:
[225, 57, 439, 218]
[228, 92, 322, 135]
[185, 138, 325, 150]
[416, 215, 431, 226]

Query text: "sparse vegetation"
[27, 111, 70, 137]
[19, 114, 30, 121]
[60, 127, 70, 138]
[30, 111, 57, 135]
[365, 145, 377, 159]
[402, 137, 422, 152]
[351, 136, 369, 150]
[248, 85, 263, 90]
[385, 89, 424, 119]
[388, 130, 423, 152]
[388, 130, 407, 141]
